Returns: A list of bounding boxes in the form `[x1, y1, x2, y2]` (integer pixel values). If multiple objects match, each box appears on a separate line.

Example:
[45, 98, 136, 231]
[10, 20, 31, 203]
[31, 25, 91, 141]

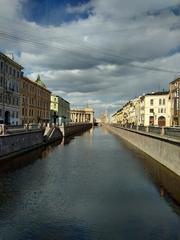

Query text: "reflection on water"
[0, 134, 79, 173]
[111, 133, 180, 208]
[0, 127, 179, 240]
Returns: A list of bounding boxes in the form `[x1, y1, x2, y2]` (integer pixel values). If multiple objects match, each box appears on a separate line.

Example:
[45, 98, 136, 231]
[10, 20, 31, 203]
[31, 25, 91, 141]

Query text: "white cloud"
[66, 2, 92, 14]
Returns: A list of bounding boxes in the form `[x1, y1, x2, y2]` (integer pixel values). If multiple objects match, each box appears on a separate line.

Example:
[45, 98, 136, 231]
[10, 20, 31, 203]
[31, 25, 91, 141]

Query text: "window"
[0, 61, 4, 71]
[16, 112, 18, 118]
[159, 99, 162, 105]
[150, 109, 154, 113]
[0, 109, 2, 117]
[161, 108, 163, 113]
[163, 99, 165, 105]
[13, 69, 16, 77]
[0, 77, 3, 86]
[0, 94, 2, 103]
[150, 99, 153, 105]
[17, 97, 19, 106]
[9, 67, 12, 75]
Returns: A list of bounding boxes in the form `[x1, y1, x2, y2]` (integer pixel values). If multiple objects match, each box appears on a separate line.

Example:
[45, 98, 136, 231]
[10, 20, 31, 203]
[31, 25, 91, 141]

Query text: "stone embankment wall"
[44, 123, 92, 143]
[0, 130, 44, 160]
[44, 126, 63, 144]
[105, 124, 180, 176]
[60, 123, 92, 137]
[0, 123, 93, 160]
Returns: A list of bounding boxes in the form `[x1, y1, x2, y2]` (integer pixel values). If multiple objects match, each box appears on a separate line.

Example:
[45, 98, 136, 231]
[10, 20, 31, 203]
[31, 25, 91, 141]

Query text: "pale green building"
[50, 94, 70, 125]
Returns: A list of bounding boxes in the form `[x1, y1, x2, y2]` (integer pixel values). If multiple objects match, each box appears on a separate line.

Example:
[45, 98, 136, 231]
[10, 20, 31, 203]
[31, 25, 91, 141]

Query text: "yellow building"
[70, 107, 94, 124]
[20, 75, 51, 124]
[112, 92, 171, 127]
[51, 95, 59, 114]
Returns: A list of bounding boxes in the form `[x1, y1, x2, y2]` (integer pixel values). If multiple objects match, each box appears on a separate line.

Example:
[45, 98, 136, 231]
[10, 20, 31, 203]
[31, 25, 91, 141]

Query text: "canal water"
[0, 127, 180, 240]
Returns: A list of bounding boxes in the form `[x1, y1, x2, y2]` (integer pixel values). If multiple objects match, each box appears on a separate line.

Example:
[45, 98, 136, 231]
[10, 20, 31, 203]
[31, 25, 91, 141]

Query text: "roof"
[145, 91, 169, 96]
[51, 94, 70, 104]
[0, 52, 23, 70]
[22, 76, 51, 93]
[170, 77, 180, 84]
[35, 74, 47, 88]
[70, 108, 94, 113]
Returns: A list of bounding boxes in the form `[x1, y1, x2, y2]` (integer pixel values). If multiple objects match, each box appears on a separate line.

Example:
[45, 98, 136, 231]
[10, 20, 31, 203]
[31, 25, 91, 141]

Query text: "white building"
[112, 92, 171, 127]
[141, 92, 171, 127]
[70, 107, 94, 124]
[0, 52, 23, 125]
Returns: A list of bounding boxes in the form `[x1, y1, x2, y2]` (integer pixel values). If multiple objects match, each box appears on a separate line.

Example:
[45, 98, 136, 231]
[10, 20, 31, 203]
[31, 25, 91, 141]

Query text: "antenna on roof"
[6, 52, 14, 60]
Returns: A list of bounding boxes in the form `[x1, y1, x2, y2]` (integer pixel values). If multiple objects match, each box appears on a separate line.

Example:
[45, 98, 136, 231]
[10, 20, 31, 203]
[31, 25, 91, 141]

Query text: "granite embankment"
[0, 123, 93, 160]
[105, 124, 180, 176]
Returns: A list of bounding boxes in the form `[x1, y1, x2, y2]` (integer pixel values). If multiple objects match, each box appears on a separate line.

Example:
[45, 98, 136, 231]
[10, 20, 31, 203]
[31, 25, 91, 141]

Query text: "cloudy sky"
[0, 0, 180, 116]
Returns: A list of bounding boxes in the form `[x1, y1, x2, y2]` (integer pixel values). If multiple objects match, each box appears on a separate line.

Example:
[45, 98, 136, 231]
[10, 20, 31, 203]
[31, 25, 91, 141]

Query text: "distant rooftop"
[0, 52, 23, 70]
[145, 91, 169, 96]
[170, 77, 180, 84]
[35, 74, 47, 88]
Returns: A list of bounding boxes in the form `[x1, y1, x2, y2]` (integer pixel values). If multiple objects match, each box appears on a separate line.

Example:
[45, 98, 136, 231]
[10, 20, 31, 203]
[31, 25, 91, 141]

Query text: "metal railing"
[111, 124, 180, 139]
[0, 123, 42, 135]
[164, 127, 180, 138]
[148, 126, 161, 134]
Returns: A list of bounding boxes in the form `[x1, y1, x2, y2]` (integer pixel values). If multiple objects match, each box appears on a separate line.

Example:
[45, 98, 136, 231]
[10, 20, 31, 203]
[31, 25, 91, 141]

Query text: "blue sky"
[0, 0, 180, 115]
[22, 0, 91, 26]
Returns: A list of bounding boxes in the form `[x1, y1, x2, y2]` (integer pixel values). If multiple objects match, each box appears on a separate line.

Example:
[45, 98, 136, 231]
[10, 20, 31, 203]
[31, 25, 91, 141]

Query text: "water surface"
[0, 127, 180, 240]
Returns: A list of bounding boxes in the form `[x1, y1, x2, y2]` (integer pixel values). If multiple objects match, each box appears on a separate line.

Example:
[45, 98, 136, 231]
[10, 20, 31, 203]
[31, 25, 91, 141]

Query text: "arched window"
[158, 116, 166, 127]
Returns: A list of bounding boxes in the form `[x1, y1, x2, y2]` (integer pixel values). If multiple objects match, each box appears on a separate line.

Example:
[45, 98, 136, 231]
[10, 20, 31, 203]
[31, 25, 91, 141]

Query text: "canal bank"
[0, 123, 92, 161]
[104, 124, 180, 177]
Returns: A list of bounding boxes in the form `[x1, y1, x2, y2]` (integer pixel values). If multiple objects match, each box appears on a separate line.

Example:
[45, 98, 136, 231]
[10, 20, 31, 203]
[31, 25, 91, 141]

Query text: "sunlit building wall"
[169, 78, 180, 126]
[0, 52, 23, 125]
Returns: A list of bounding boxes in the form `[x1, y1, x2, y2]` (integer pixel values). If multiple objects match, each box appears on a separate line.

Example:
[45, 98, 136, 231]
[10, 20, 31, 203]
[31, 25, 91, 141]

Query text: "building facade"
[112, 92, 171, 127]
[50, 95, 70, 124]
[21, 75, 51, 124]
[70, 107, 94, 124]
[0, 52, 23, 125]
[143, 92, 171, 127]
[169, 78, 180, 126]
